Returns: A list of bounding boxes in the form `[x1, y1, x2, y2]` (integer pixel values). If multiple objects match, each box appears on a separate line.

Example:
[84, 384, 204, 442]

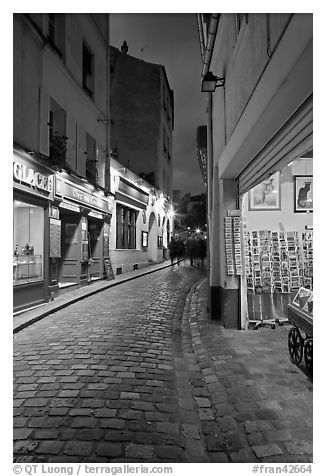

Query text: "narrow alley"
[13, 265, 312, 464]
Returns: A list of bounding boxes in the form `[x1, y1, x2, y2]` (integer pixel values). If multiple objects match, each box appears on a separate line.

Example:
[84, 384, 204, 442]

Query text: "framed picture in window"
[294, 175, 313, 213]
[249, 172, 281, 211]
[141, 231, 148, 247]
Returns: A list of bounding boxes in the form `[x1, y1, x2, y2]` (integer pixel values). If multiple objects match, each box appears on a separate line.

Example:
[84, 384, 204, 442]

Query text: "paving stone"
[94, 408, 117, 418]
[96, 442, 123, 457]
[264, 429, 293, 442]
[13, 428, 33, 440]
[13, 440, 38, 454]
[182, 423, 200, 439]
[155, 445, 184, 461]
[35, 440, 63, 454]
[283, 440, 313, 455]
[75, 428, 104, 440]
[132, 401, 154, 411]
[23, 398, 50, 407]
[13, 417, 28, 428]
[71, 417, 98, 428]
[58, 390, 80, 398]
[156, 422, 179, 435]
[198, 408, 214, 421]
[120, 392, 140, 399]
[230, 448, 256, 463]
[104, 430, 134, 442]
[244, 420, 274, 433]
[209, 452, 229, 463]
[34, 429, 59, 439]
[119, 410, 143, 420]
[69, 409, 93, 417]
[64, 441, 93, 456]
[195, 397, 211, 408]
[81, 398, 105, 408]
[125, 443, 154, 459]
[252, 443, 283, 458]
[100, 419, 125, 429]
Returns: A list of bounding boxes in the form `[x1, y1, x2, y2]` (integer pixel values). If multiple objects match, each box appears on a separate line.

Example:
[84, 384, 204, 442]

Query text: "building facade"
[13, 13, 112, 312]
[197, 13, 313, 328]
[110, 158, 173, 274]
[110, 44, 174, 201]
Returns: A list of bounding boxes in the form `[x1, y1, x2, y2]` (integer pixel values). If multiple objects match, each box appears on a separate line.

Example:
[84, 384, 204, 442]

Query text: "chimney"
[121, 41, 128, 55]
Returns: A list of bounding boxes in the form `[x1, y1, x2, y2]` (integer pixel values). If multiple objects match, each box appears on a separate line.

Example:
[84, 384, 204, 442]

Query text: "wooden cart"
[288, 294, 313, 378]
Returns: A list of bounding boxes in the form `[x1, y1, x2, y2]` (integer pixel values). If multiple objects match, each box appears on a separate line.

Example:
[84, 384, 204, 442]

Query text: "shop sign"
[55, 178, 109, 213]
[13, 160, 54, 194]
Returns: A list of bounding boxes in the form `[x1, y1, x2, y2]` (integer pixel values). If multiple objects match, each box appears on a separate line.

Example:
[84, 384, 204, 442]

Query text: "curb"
[13, 259, 183, 334]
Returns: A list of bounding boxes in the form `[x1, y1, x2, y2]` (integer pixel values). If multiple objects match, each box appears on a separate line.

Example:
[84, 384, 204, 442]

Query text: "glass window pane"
[13, 200, 44, 285]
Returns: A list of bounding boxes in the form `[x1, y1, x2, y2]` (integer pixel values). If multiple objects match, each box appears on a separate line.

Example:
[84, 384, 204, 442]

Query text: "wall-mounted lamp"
[116, 167, 127, 173]
[201, 71, 225, 92]
[134, 179, 143, 185]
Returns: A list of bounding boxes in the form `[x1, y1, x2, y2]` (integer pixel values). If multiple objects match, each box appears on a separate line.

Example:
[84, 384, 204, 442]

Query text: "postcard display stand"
[245, 230, 313, 294]
[224, 214, 244, 276]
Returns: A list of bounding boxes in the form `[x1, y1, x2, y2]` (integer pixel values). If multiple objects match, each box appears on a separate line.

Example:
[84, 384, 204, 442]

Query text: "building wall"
[109, 158, 170, 275]
[211, 13, 292, 160]
[13, 14, 110, 189]
[13, 15, 42, 152]
[110, 47, 174, 196]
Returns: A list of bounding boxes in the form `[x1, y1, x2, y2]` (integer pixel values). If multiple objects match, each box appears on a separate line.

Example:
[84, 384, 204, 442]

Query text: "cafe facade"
[13, 148, 114, 313]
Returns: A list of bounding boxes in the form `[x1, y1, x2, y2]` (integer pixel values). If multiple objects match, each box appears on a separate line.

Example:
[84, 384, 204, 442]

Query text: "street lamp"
[201, 71, 225, 92]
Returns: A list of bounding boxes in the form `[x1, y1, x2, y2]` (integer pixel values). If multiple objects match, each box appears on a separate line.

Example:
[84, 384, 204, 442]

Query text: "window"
[86, 133, 98, 184]
[83, 42, 94, 98]
[13, 200, 44, 285]
[49, 98, 67, 167]
[116, 205, 138, 249]
[47, 14, 65, 57]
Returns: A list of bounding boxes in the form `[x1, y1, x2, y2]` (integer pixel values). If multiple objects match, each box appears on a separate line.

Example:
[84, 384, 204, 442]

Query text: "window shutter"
[39, 88, 49, 156]
[76, 124, 86, 176]
[66, 116, 77, 171]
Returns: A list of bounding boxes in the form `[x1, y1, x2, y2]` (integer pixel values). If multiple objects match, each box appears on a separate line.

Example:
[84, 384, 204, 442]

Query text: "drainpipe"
[104, 14, 110, 194]
[201, 14, 220, 77]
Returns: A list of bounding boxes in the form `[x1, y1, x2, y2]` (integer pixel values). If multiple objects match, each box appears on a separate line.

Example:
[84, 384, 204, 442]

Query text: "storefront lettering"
[72, 188, 101, 207]
[13, 161, 53, 193]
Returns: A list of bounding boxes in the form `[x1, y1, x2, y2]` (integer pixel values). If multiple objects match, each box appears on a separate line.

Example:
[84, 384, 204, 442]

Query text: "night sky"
[110, 13, 207, 197]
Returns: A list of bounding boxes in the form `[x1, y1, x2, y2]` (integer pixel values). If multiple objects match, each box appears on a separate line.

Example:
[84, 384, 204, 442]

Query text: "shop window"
[116, 205, 137, 249]
[83, 42, 94, 99]
[86, 133, 98, 185]
[47, 13, 65, 58]
[13, 200, 44, 285]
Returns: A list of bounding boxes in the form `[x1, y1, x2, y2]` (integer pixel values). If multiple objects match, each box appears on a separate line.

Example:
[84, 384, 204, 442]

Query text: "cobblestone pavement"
[13, 265, 313, 463]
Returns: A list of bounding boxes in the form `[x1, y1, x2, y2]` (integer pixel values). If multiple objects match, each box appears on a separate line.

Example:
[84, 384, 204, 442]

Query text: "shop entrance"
[59, 210, 81, 287]
[88, 218, 104, 282]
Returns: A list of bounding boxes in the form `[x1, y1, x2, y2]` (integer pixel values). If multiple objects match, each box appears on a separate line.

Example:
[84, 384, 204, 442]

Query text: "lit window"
[13, 201, 44, 285]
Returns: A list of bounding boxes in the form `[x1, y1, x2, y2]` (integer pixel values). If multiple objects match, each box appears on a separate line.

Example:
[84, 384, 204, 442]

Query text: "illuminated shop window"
[13, 200, 44, 285]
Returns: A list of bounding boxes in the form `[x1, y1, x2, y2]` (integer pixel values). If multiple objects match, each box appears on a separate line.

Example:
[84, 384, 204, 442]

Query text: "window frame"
[82, 41, 95, 99]
[116, 204, 138, 249]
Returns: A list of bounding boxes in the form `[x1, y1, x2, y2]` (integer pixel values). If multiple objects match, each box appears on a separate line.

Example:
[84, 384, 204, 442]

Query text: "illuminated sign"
[55, 178, 110, 213]
[13, 161, 54, 193]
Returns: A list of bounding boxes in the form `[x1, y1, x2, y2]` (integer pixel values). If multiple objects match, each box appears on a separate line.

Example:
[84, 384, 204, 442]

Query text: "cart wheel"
[288, 327, 303, 365]
[271, 324, 276, 329]
[304, 338, 313, 378]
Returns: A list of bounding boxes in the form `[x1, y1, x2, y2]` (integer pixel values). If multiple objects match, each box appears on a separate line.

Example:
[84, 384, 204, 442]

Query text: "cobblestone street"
[13, 264, 313, 463]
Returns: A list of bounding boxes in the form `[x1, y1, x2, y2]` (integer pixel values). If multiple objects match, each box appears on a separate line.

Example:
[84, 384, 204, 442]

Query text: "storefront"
[241, 152, 313, 327]
[13, 149, 55, 312]
[51, 174, 114, 295]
